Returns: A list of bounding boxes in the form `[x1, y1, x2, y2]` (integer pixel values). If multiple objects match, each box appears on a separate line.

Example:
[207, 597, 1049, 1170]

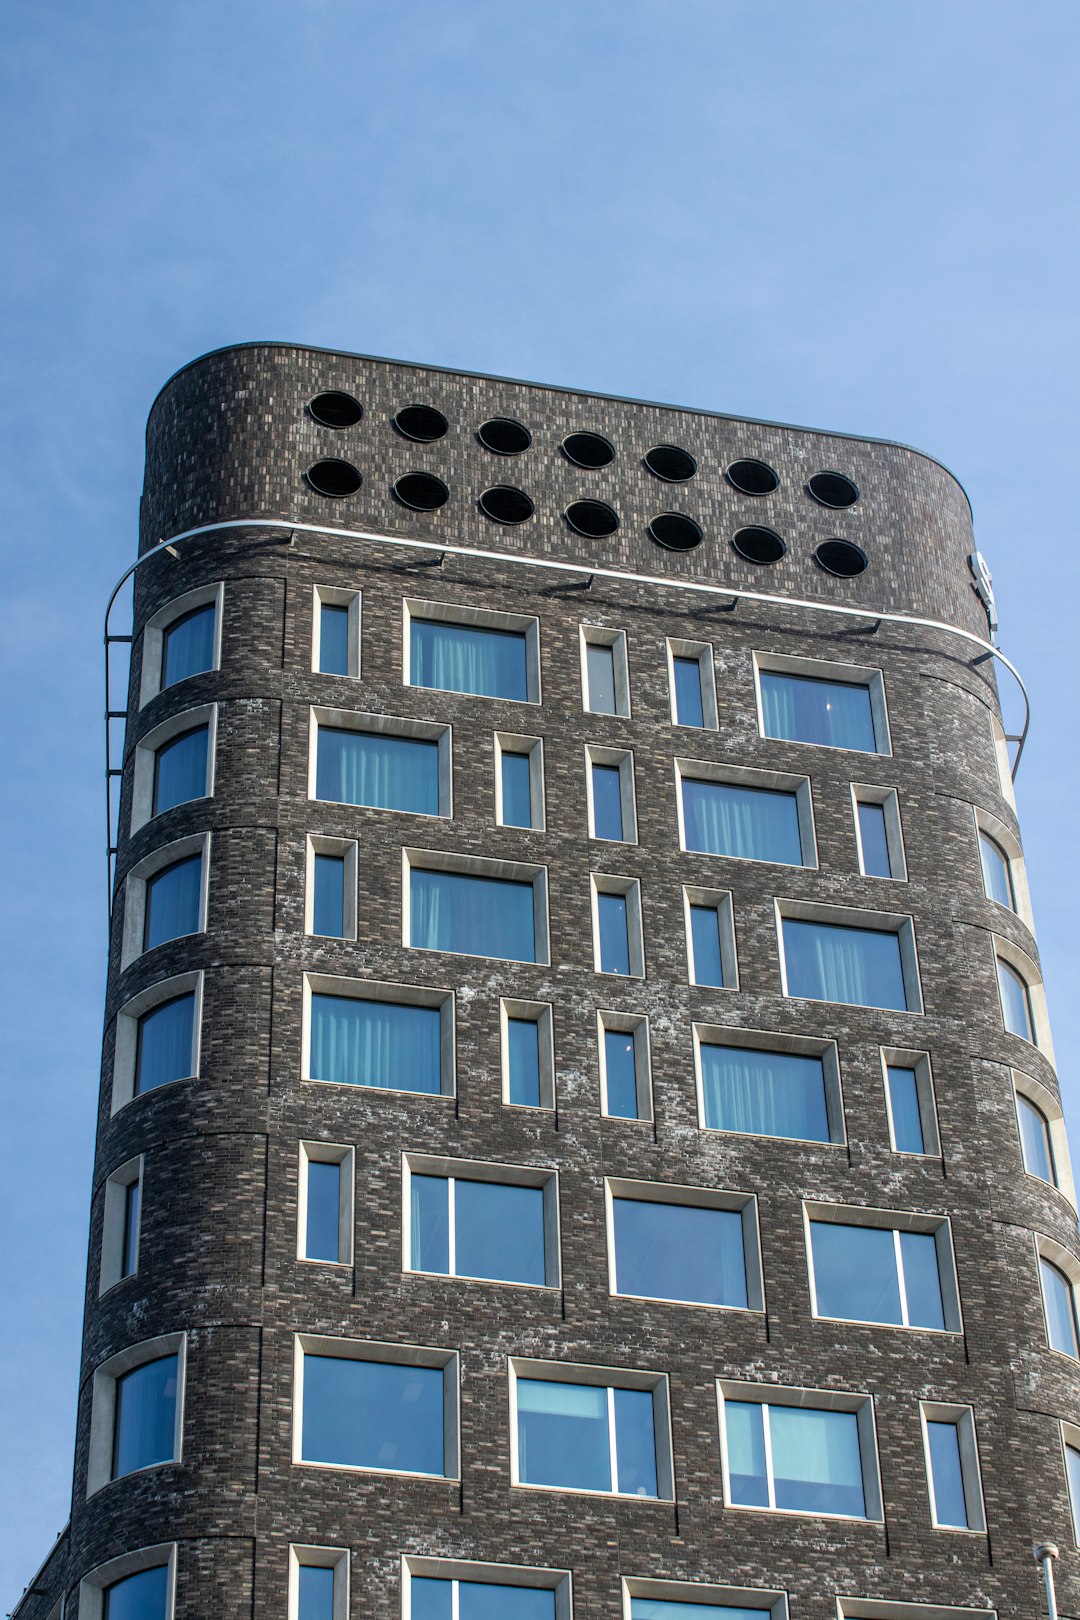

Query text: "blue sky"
[2, 0, 1078, 1599]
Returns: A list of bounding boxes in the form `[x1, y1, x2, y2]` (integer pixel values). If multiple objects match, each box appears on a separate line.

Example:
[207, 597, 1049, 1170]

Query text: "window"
[113, 974, 201, 1112]
[298, 1143, 354, 1265]
[405, 853, 548, 964]
[756, 656, 888, 753]
[779, 907, 921, 1012]
[131, 706, 217, 830]
[835, 1601, 995, 1620]
[289, 1546, 349, 1620]
[405, 1560, 570, 1620]
[979, 828, 1014, 908]
[510, 1360, 672, 1498]
[405, 1156, 558, 1286]
[1016, 1084, 1059, 1187]
[684, 888, 738, 989]
[79, 1547, 175, 1620]
[882, 1050, 939, 1156]
[154, 723, 211, 820]
[695, 1030, 840, 1144]
[580, 627, 630, 717]
[667, 639, 717, 730]
[624, 1578, 787, 1620]
[406, 599, 539, 702]
[120, 833, 209, 969]
[806, 1207, 959, 1331]
[1040, 1250, 1080, 1357]
[592, 875, 644, 976]
[599, 1014, 651, 1121]
[140, 583, 222, 705]
[990, 713, 1018, 811]
[501, 1000, 555, 1109]
[496, 734, 544, 829]
[607, 1179, 761, 1310]
[295, 1336, 458, 1478]
[305, 837, 358, 939]
[677, 762, 814, 867]
[587, 748, 636, 843]
[88, 1334, 184, 1494]
[718, 1382, 880, 1520]
[853, 789, 905, 880]
[305, 977, 452, 1097]
[1063, 1423, 1080, 1543]
[312, 711, 449, 816]
[997, 953, 1035, 1042]
[920, 1403, 985, 1531]
[100, 1157, 143, 1294]
[312, 584, 360, 677]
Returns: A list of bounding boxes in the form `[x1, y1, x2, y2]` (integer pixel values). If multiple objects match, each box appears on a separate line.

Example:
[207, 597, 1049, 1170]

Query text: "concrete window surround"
[311, 583, 362, 678]
[597, 1010, 652, 1122]
[1036, 1232, 1080, 1356]
[308, 706, 452, 817]
[401, 1152, 561, 1288]
[682, 886, 738, 989]
[992, 934, 1055, 1060]
[121, 831, 210, 970]
[692, 1023, 846, 1146]
[301, 972, 456, 1098]
[494, 732, 545, 830]
[603, 1176, 764, 1313]
[500, 997, 556, 1110]
[590, 873, 645, 977]
[803, 1200, 963, 1334]
[304, 835, 359, 939]
[111, 970, 203, 1114]
[835, 1601, 996, 1619]
[851, 785, 907, 881]
[1014, 1070, 1076, 1207]
[402, 847, 551, 966]
[774, 897, 923, 1014]
[1059, 1419, 1080, 1546]
[973, 804, 1032, 928]
[674, 756, 817, 869]
[586, 745, 638, 844]
[507, 1356, 674, 1500]
[665, 637, 718, 730]
[717, 1378, 884, 1522]
[579, 623, 631, 717]
[402, 1557, 572, 1620]
[99, 1154, 143, 1295]
[297, 1141, 355, 1266]
[130, 703, 217, 834]
[403, 595, 542, 704]
[753, 649, 891, 756]
[288, 1545, 350, 1620]
[880, 1047, 940, 1157]
[86, 1333, 186, 1497]
[139, 580, 223, 707]
[622, 1575, 788, 1620]
[79, 1544, 177, 1620]
[918, 1400, 986, 1533]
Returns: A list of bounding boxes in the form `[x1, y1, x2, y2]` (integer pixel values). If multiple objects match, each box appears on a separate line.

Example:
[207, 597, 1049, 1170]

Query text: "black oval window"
[562, 431, 615, 469]
[815, 539, 869, 577]
[479, 486, 534, 525]
[727, 458, 780, 496]
[394, 404, 449, 443]
[644, 444, 697, 482]
[566, 499, 619, 537]
[309, 391, 363, 428]
[394, 472, 449, 511]
[733, 526, 786, 565]
[478, 418, 531, 455]
[649, 513, 702, 551]
[306, 459, 362, 497]
[808, 470, 860, 508]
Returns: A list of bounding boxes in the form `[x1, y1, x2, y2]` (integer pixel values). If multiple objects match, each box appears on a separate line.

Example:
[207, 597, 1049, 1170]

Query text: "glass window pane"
[501, 751, 534, 827]
[725, 1400, 769, 1507]
[673, 656, 705, 727]
[301, 1355, 446, 1474]
[152, 725, 208, 815]
[613, 1386, 658, 1496]
[592, 764, 625, 840]
[760, 671, 879, 752]
[121, 1180, 140, 1277]
[998, 959, 1034, 1041]
[857, 801, 892, 877]
[411, 869, 536, 962]
[682, 780, 804, 866]
[103, 1566, 169, 1620]
[927, 1419, 969, 1527]
[516, 1378, 610, 1491]
[689, 905, 726, 987]
[597, 892, 631, 976]
[410, 1175, 450, 1274]
[298, 1565, 336, 1620]
[980, 831, 1014, 908]
[319, 602, 350, 674]
[144, 854, 202, 950]
[769, 1405, 865, 1516]
[309, 994, 442, 1094]
[135, 993, 195, 1094]
[312, 854, 346, 937]
[613, 1199, 747, 1308]
[899, 1231, 946, 1329]
[458, 1582, 556, 1620]
[700, 1044, 830, 1143]
[507, 1018, 541, 1107]
[455, 1179, 546, 1284]
[1066, 1444, 1080, 1540]
[411, 1578, 453, 1620]
[112, 1354, 178, 1477]
[1042, 1259, 1080, 1357]
[810, 1222, 903, 1324]
[886, 1065, 925, 1153]
[162, 603, 215, 688]
[586, 642, 617, 714]
[316, 729, 439, 813]
[305, 1160, 343, 1263]
[783, 918, 909, 1011]
[604, 1028, 640, 1118]
[1018, 1095, 1056, 1183]
[411, 619, 528, 700]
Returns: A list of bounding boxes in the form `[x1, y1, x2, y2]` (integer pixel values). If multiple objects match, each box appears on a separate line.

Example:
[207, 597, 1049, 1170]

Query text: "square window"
[587, 747, 637, 843]
[756, 654, 889, 754]
[121, 833, 210, 969]
[495, 733, 545, 830]
[778, 904, 921, 1013]
[295, 1336, 458, 1478]
[299, 1143, 354, 1265]
[405, 851, 549, 965]
[139, 582, 222, 706]
[607, 1178, 761, 1310]
[113, 973, 203, 1112]
[131, 705, 217, 832]
[623, 1577, 787, 1620]
[304, 975, 453, 1097]
[405, 599, 540, 702]
[305, 836, 358, 939]
[882, 1048, 939, 1156]
[404, 1156, 559, 1286]
[311, 709, 450, 816]
[853, 788, 906, 880]
[718, 1381, 881, 1520]
[920, 1402, 985, 1531]
[510, 1359, 672, 1499]
[806, 1205, 960, 1331]
[677, 761, 815, 868]
[289, 1545, 350, 1620]
[100, 1156, 143, 1294]
[667, 639, 717, 730]
[501, 999, 555, 1110]
[598, 1013, 652, 1121]
[1039, 1247, 1080, 1358]
[312, 584, 361, 677]
[79, 1548, 176, 1620]
[404, 1558, 571, 1620]
[88, 1333, 185, 1495]
[580, 627, 631, 717]
[683, 888, 738, 989]
[591, 875, 644, 977]
[695, 1028, 842, 1145]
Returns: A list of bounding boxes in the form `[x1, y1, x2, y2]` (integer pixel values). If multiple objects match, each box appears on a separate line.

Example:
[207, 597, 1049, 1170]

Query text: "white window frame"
[79, 1544, 177, 1620]
[112, 970, 203, 1114]
[693, 1023, 846, 1146]
[288, 1545, 350, 1620]
[403, 1557, 572, 1620]
[605, 1177, 764, 1312]
[1037, 1235, 1080, 1358]
[495, 733, 545, 830]
[717, 1378, 883, 1522]
[403, 848, 550, 965]
[598, 1011, 653, 1122]
[666, 638, 718, 730]
[500, 998, 556, 1110]
[881, 1047, 940, 1157]
[580, 624, 631, 717]
[852, 785, 907, 881]
[675, 758, 816, 868]
[305, 835, 359, 939]
[404, 597, 541, 704]
[87, 1333, 186, 1496]
[591, 873, 645, 977]
[312, 584, 361, 678]
[623, 1576, 788, 1620]
[919, 1400, 985, 1532]
[309, 707, 452, 817]
[121, 832, 211, 969]
[973, 806, 1031, 923]
[775, 898, 923, 1014]
[1061, 1419, 1080, 1546]
[508, 1356, 674, 1500]
[1014, 1071, 1076, 1206]
[402, 1153, 561, 1287]
[293, 1334, 460, 1479]
[993, 935, 1053, 1057]
[754, 650, 891, 754]
[100, 1155, 144, 1295]
[804, 1201, 962, 1333]
[131, 704, 217, 833]
[682, 886, 738, 989]
[835, 1600, 996, 1619]
[140, 581, 223, 706]
[298, 1141, 355, 1266]
[586, 746, 637, 844]
[302, 972, 456, 1098]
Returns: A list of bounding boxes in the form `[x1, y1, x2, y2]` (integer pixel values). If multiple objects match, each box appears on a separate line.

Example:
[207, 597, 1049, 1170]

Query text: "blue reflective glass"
[507, 1017, 542, 1107]
[413, 1579, 556, 1620]
[103, 1566, 169, 1620]
[682, 779, 804, 865]
[725, 1400, 768, 1507]
[689, 905, 727, 987]
[700, 1044, 830, 1142]
[633, 1603, 771, 1620]
[980, 831, 1014, 908]
[782, 918, 909, 1010]
[886, 1065, 925, 1153]
[162, 603, 215, 689]
[411, 1579, 453, 1620]
[301, 1354, 445, 1474]
[1042, 1259, 1079, 1356]
[312, 853, 346, 937]
[121, 1179, 140, 1277]
[112, 1354, 178, 1477]
[592, 764, 625, 840]
[998, 959, 1034, 1041]
[1066, 1445, 1080, 1537]
[811, 1222, 902, 1324]
[857, 801, 892, 877]
[309, 994, 442, 1094]
[411, 618, 529, 700]
[298, 1565, 336, 1620]
[455, 1179, 546, 1284]
[517, 1378, 610, 1491]
[604, 1028, 640, 1118]
[319, 602, 350, 675]
[613, 1199, 747, 1307]
[144, 854, 202, 950]
[614, 1386, 658, 1496]
[1018, 1095, 1055, 1183]
[305, 1159, 342, 1262]
[501, 751, 534, 827]
[760, 671, 879, 752]
[927, 1420, 969, 1527]
[586, 642, 617, 714]
[597, 892, 630, 975]
[899, 1231, 946, 1329]
[410, 1175, 451, 1273]
[315, 728, 439, 813]
[411, 868, 536, 962]
[769, 1404, 865, 1516]
[135, 992, 194, 1094]
[672, 656, 705, 727]
[152, 725, 208, 815]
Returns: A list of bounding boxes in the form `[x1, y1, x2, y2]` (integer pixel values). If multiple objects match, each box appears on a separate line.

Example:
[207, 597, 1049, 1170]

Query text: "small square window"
[131, 706, 217, 832]
[852, 787, 906, 880]
[694, 1027, 844, 1145]
[718, 1380, 881, 1521]
[510, 1358, 673, 1499]
[598, 1013, 652, 1121]
[1039, 1245, 1080, 1358]
[289, 1546, 350, 1620]
[88, 1333, 185, 1495]
[667, 639, 717, 730]
[121, 833, 209, 969]
[305, 836, 358, 939]
[311, 709, 450, 816]
[304, 974, 454, 1098]
[580, 627, 631, 717]
[404, 1558, 571, 1620]
[295, 1335, 459, 1479]
[100, 1156, 143, 1295]
[112, 973, 202, 1113]
[405, 598, 540, 702]
[606, 1178, 762, 1310]
[405, 850, 549, 965]
[677, 760, 815, 868]
[298, 1143, 355, 1266]
[591, 875, 644, 977]
[495, 734, 545, 830]
[140, 582, 222, 706]
[500, 999, 555, 1110]
[587, 747, 637, 843]
[683, 887, 738, 989]
[881, 1048, 939, 1156]
[755, 653, 889, 754]
[312, 585, 361, 677]
[404, 1155, 559, 1286]
[806, 1204, 961, 1332]
[920, 1402, 985, 1531]
[778, 903, 921, 1013]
